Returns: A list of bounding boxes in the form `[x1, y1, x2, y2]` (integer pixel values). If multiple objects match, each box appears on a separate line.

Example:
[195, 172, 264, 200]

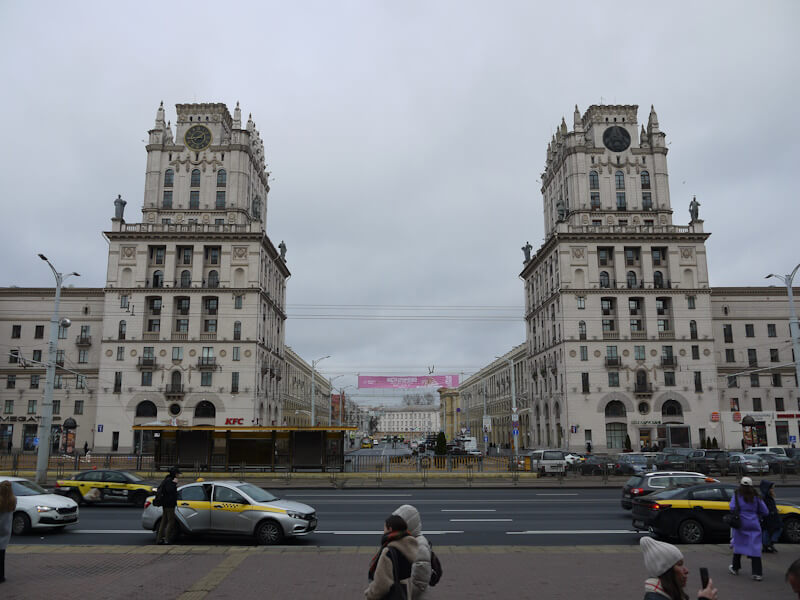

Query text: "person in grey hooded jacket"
[393, 504, 433, 599]
[0, 480, 17, 583]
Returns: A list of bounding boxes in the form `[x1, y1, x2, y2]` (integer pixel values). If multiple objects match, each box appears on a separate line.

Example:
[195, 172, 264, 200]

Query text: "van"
[744, 446, 787, 457]
[529, 449, 567, 475]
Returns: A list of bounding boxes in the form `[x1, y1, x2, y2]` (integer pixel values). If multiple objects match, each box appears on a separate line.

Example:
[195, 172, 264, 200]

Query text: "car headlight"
[36, 505, 56, 513]
[286, 511, 305, 519]
[151, 487, 158, 492]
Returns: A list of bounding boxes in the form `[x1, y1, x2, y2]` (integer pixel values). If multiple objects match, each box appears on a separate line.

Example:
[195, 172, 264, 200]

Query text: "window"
[6, 375, 15, 389]
[54, 374, 63, 389]
[727, 375, 738, 388]
[608, 372, 619, 387]
[641, 192, 652, 210]
[116, 346, 124, 361]
[723, 324, 733, 343]
[35, 325, 44, 339]
[11, 325, 20, 338]
[141, 371, 153, 386]
[175, 319, 189, 333]
[203, 319, 217, 333]
[772, 373, 782, 387]
[664, 371, 676, 386]
[744, 323, 755, 337]
[602, 318, 616, 332]
[599, 271, 610, 288]
[581, 372, 590, 393]
[177, 297, 190, 315]
[578, 321, 587, 340]
[147, 319, 160, 333]
[217, 169, 227, 187]
[753, 397, 762, 411]
[118, 320, 127, 340]
[151, 270, 164, 288]
[232, 346, 240, 361]
[180, 270, 191, 287]
[589, 171, 599, 189]
[653, 271, 664, 288]
[207, 271, 219, 288]
[235, 295, 243, 309]
[605, 423, 627, 449]
[730, 398, 740, 411]
[30, 374, 40, 389]
[662, 400, 682, 417]
[689, 320, 698, 340]
[190, 190, 199, 209]
[74, 399, 84, 415]
[616, 192, 626, 210]
[640, 171, 650, 189]
[767, 323, 777, 337]
[33, 350, 41, 363]
[634, 345, 645, 360]
[590, 192, 600, 209]
[657, 318, 670, 332]
[52, 399, 60, 415]
[164, 169, 174, 187]
[120, 295, 129, 309]
[626, 271, 637, 288]
[615, 171, 625, 189]
[56, 349, 64, 366]
[691, 345, 700, 360]
[687, 296, 696, 309]
[770, 348, 780, 363]
[233, 321, 241, 341]
[163, 190, 173, 208]
[8, 350, 19, 364]
[747, 348, 757, 366]
[652, 248, 664, 266]
[214, 218, 225, 226]
[776, 397, 785, 412]
[750, 374, 760, 387]
[201, 371, 212, 386]
[580, 346, 588, 361]
[777, 421, 789, 445]
[114, 372, 122, 393]
[27, 399, 37, 414]
[76, 375, 86, 389]
[172, 347, 183, 360]
[694, 372, 702, 392]
[58, 324, 67, 339]
[231, 372, 239, 393]
[112, 432, 119, 452]
[3, 400, 11, 414]
[78, 349, 88, 363]
[191, 169, 201, 187]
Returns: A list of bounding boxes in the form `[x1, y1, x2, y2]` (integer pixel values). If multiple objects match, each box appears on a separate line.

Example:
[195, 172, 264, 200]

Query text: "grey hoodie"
[393, 504, 433, 600]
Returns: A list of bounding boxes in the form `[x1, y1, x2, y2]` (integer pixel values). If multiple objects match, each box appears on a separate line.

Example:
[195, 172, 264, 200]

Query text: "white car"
[0, 476, 79, 535]
[564, 453, 584, 465]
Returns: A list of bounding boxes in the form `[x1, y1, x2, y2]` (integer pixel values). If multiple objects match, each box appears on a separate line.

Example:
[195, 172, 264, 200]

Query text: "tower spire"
[154, 100, 166, 129]
[233, 101, 241, 128]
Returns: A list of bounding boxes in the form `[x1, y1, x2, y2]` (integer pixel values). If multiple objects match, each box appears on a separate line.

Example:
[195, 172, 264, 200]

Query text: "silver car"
[141, 480, 317, 545]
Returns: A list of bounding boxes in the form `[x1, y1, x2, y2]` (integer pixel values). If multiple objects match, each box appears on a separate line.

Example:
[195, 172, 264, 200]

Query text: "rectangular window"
[235, 295, 243, 309]
[691, 345, 700, 360]
[172, 347, 183, 361]
[214, 218, 224, 226]
[27, 399, 37, 414]
[180, 247, 193, 265]
[54, 374, 63, 389]
[577, 296, 585, 309]
[747, 348, 757, 366]
[58, 325, 67, 339]
[590, 192, 600, 209]
[52, 399, 60, 415]
[56, 349, 65, 366]
[78, 349, 88, 364]
[11, 325, 21, 338]
[730, 398, 739, 411]
[694, 372, 702, 392]
[687, 296, 696, 309]
[232, 346, 240, 361]
[776, 397, 785, 412]
[723, 324, 733, 343]
[141, 371, 152, 386]
[727, 375, 738, 388]
[120, 294, 129, 309]
[163, 190, 173, 208]
[606, 345, 618, 358]
[616, 192, 626, 210]
[581, 372, 590, 393]
[74, 399, 84, 415]
[175, 319, 189, 333]
[767, 323, 777, 337]
[216, 191, 226, 209]
[34, 325, 44, 339]
[3, 400, 12, 414]
[205, 247, 220, 264]
[776, 421, 789, 445]
[204, 319, 217, 333]
[770, 348, 780, 363]
[6, 375, 15, 389]
[753, 397, 762, 411]
[76, 375, 86, 390]
[117, 346, 124, 361]
[608, 372, 619, 387]
[147, 319, 160, 333]
[201, 371, 212, 386]
[664, 371, 675, 386]
[750, 373, 760, 387]
[114, 372, 122, 393]
[657, 319, 670, 332]
[8, 349, 19, 364]
[142, 346, 154, 359]
[112, 432, 119, 452]
[634, 345, 645, 360]
[725, 349, 735, 363]
[745, 324, 755, 337]
[231, 372, 239, 393]
[641, 192, 652, 210]
[772, 373, 782, 387]
[579, 346, 588, 361]
[32, 349, 41, 363]
[30, 374, 40, 389]
[190, 190, 199, 209]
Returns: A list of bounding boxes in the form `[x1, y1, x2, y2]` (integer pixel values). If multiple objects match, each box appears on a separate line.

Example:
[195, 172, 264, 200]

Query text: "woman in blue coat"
[728, 476, 768, 581]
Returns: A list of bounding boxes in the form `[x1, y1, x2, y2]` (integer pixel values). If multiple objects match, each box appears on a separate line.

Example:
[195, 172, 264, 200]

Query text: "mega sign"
[358, 375, 459, 389]
[225, 418, 244, 425]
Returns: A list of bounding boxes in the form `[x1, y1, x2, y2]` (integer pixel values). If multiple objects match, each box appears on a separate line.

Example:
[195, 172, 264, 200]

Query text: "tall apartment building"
[377, 406, 440, 436]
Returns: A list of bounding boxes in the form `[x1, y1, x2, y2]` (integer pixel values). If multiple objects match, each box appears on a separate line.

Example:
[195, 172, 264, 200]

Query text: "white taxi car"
[0, 475, 79, 535]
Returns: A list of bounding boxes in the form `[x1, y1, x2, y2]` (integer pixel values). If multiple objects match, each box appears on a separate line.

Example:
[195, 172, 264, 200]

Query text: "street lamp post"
[310, 355, 330, 425]
[497, 357, 520, 457]
[338, 385, 354, 425]
[766, 265, 800, 396]
[328, 375, 344, 426]
[36, 254, 80, 484]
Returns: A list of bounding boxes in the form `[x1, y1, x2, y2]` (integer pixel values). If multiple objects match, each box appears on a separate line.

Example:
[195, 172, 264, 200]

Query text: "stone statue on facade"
[689, 196, 700, 222]
[278, 240, 287, 261]
[113, 194, 127, 220]
[522, 241, 532, 263]
[556, 200, 566, 221]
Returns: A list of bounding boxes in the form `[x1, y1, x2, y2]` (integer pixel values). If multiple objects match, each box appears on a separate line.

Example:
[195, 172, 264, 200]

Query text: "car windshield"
[236, 483, 278, 503]
[9, 479, 48, 496]
[123, 471, 144, 482]
[628, 456, 648, 463]
[625, 476, 643, 487]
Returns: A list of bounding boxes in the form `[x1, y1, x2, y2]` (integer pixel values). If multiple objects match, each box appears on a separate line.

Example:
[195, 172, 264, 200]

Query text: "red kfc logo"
[225, 418, 244, 425]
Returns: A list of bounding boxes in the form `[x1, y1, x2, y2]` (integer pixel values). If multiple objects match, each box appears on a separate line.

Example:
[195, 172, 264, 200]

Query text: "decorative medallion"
[679, 349, 686, 356]
[650, 349, 658, 357]
[594, 350, 602, 358]
[121, 246, 136, 261]
[606, 216, 614, 225]
[189, 349, 197, 357]
[130, 349, 137, 357]
[105, 349, 113, 357]
[572, 247, 585, 259]
[232, 246, 248, 261]
[602, 126, 631, 152]
[159, 349, 167, 357]
[582, 214, 589, 224]
[703, 348, 711, 356]
[244, 350, 252, 358]
[622, 349, 630, 357]
[569, 350, 577, 358]
[219, 350, 226, 357]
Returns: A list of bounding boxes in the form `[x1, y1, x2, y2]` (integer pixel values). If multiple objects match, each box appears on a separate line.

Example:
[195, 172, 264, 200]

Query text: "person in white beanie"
[392, 504, 432, 599]
[728, 476, 767, 581]
[640, 537, 717, 600]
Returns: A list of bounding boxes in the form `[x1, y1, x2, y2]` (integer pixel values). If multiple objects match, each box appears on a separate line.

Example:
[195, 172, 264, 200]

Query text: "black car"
[579, 454, 615, 475]
[632, 482, 800, 544]
[755, 452, 797, 474]
[685, 449, 730, 475]
[653, 453, 689, 471]
[621, 471, 713, 509]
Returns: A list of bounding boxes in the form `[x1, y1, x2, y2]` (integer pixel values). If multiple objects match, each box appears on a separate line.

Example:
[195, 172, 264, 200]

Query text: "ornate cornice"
[0, 287, 104, 297]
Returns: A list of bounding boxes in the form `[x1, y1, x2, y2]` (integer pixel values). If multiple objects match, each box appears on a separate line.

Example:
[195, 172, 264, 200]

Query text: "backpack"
[152, 482, 164, 507]
[429, 549, 443, 586]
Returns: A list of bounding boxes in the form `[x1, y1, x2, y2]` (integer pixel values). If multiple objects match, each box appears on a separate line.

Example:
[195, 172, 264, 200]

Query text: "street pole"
[483, 379, 488, 453]
[508, 359, 519, 457]
[36, 254, 79, 484]
[767, 265, 800, 400]
[309, 355, 330, 426]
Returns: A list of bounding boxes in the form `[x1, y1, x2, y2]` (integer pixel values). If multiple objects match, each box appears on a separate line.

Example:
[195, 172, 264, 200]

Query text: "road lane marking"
[69, 530, 153, 534]
[315, 530, 464, 535]
[441, 509, 496, 512]
[506, 529, 640, 535]
[449, 519, 512, 522]
[284, 494, 414, 498]
[536, 493, 579, 496]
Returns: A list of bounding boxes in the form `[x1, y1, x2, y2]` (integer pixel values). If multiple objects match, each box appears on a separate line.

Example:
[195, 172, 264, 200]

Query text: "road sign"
[34, 437, 39, 445]
[513, 429, 519, 436]
[482, 416, 492, 433]
[97, 424, 104, 432]
[511, 412, 519, 424]
[484, 436, 489, 443]
[791, 435, 798, 443]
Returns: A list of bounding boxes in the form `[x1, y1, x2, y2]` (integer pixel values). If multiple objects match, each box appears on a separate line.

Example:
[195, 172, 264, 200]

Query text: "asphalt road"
[13, 487, 800, 548]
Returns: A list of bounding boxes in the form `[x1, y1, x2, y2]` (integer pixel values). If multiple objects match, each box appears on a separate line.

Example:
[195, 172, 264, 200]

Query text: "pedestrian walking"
[393, 505, 432, 599]
[787, 558, 800, 598]
[0, 480, 17, 584]
[364, 514, 418, 600]
[640, 537, 717, 600]
[155, 467, 180, 545]
[83, 441, 89, 456]
[728, 476, 768, 581]
[759, 480, 781, 553]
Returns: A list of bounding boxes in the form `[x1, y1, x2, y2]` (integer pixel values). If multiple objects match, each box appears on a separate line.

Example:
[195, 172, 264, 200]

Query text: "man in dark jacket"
[759, 480, 782, 553]
[156, 467, 180, 544]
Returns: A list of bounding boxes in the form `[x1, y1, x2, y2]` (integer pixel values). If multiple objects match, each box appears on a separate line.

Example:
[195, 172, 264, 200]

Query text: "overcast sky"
[1, 1, 798, 406]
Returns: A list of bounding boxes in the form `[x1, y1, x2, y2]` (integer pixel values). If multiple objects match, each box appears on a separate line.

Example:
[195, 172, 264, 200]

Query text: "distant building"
[377, 407, 440, 435]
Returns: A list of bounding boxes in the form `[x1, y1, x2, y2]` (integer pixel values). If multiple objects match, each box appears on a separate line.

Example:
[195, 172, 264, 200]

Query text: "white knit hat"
[740, 476, 753, 486]
[392, 504, 422, 536]
[640, 537, 684, 577]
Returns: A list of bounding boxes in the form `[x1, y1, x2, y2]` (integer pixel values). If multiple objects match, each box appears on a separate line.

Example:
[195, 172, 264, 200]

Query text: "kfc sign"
[225, 418, 244, 425]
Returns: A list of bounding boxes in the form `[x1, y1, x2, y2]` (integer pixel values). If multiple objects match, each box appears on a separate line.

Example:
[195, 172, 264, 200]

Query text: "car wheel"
[12, 511, 31, 535]
[782, 517, 800, 543]
[68, 491, 83, 506]
[677, 519, 704, 544]
[131, 491, 147, 508]
[255, 519, 284, 545]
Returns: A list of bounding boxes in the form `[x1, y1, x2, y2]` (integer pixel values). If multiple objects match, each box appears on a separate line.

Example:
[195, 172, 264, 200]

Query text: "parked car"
[615, 453, 655, 475]
[141, 480, 316, 545]
[632, 482, 800, 544]
[654, 453, 689, 471]
[745, 446, 788, 457]
[685, 450, 730, 475]
[579, 454, 615, 475]
[529, 449, 568, 475]
[564, 453, 585, 466]
[755, 451, 797, 474]
[0, 476, 79, 535]
[55, 470, 158, 507]
[621, 471, 715, 510]
[726, 452, 770, 475]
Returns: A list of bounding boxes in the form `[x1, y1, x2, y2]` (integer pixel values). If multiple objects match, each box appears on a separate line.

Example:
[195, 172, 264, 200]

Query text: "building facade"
[377, 406, 440, 436]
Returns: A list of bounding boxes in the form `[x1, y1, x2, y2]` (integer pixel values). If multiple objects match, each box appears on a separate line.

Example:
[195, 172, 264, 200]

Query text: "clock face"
[184, 125, 212, 150]
[602, 126, 631, 152]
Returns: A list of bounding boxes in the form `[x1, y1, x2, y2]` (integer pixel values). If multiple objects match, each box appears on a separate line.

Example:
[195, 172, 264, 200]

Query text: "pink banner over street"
[358, 375, 459, 389]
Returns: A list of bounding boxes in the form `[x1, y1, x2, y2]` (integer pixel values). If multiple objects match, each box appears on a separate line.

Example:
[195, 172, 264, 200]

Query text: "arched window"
[170, 371, 182, 386]
[605, 422, 627, 449]
[653, 271, 664, 288]
[627, 271, 637, 288]
[194, 401, 216, 418]
[135, 401, 157, 418]
[207, 270, 219, 288]
[578, 320, 587, 340]
[217, 169, 226, 187]
[689, 320, 698, 340]
[640, 171, 650, 189]
[599, 271, 610, 288]
[589, 171, 599, 190]
[180, 270, 191, 287]
[118, 320, 126, 340]
[662, 400, 683, 417]
[252, 196, 261, 217]
[152, 270, 164, 288]
[636, 370, 648, 388]
[605, 400, 626, 418]
[615, 171, 625, 190]
[164, 169, 174, 187]
[190, 169, 201, 187]
[233, 321, 241, 341]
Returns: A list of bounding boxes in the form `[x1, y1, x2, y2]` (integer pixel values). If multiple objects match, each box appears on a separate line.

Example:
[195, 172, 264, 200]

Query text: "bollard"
[781, 463, 788, 483]
[467, 463, 474, 487]
[602, 463, 609, 484]
[375, 461, 383, 485]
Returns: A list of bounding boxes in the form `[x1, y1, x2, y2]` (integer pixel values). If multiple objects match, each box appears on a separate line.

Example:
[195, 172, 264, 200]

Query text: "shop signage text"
[225, 418, 244, 425]
[0, 416, 42, 422]
[631, 420, 661, 425]
[710, 412, 720, 422]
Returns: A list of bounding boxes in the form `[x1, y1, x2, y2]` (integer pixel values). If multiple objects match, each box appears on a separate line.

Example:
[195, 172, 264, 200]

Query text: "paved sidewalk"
[3, 543, 796, 599]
